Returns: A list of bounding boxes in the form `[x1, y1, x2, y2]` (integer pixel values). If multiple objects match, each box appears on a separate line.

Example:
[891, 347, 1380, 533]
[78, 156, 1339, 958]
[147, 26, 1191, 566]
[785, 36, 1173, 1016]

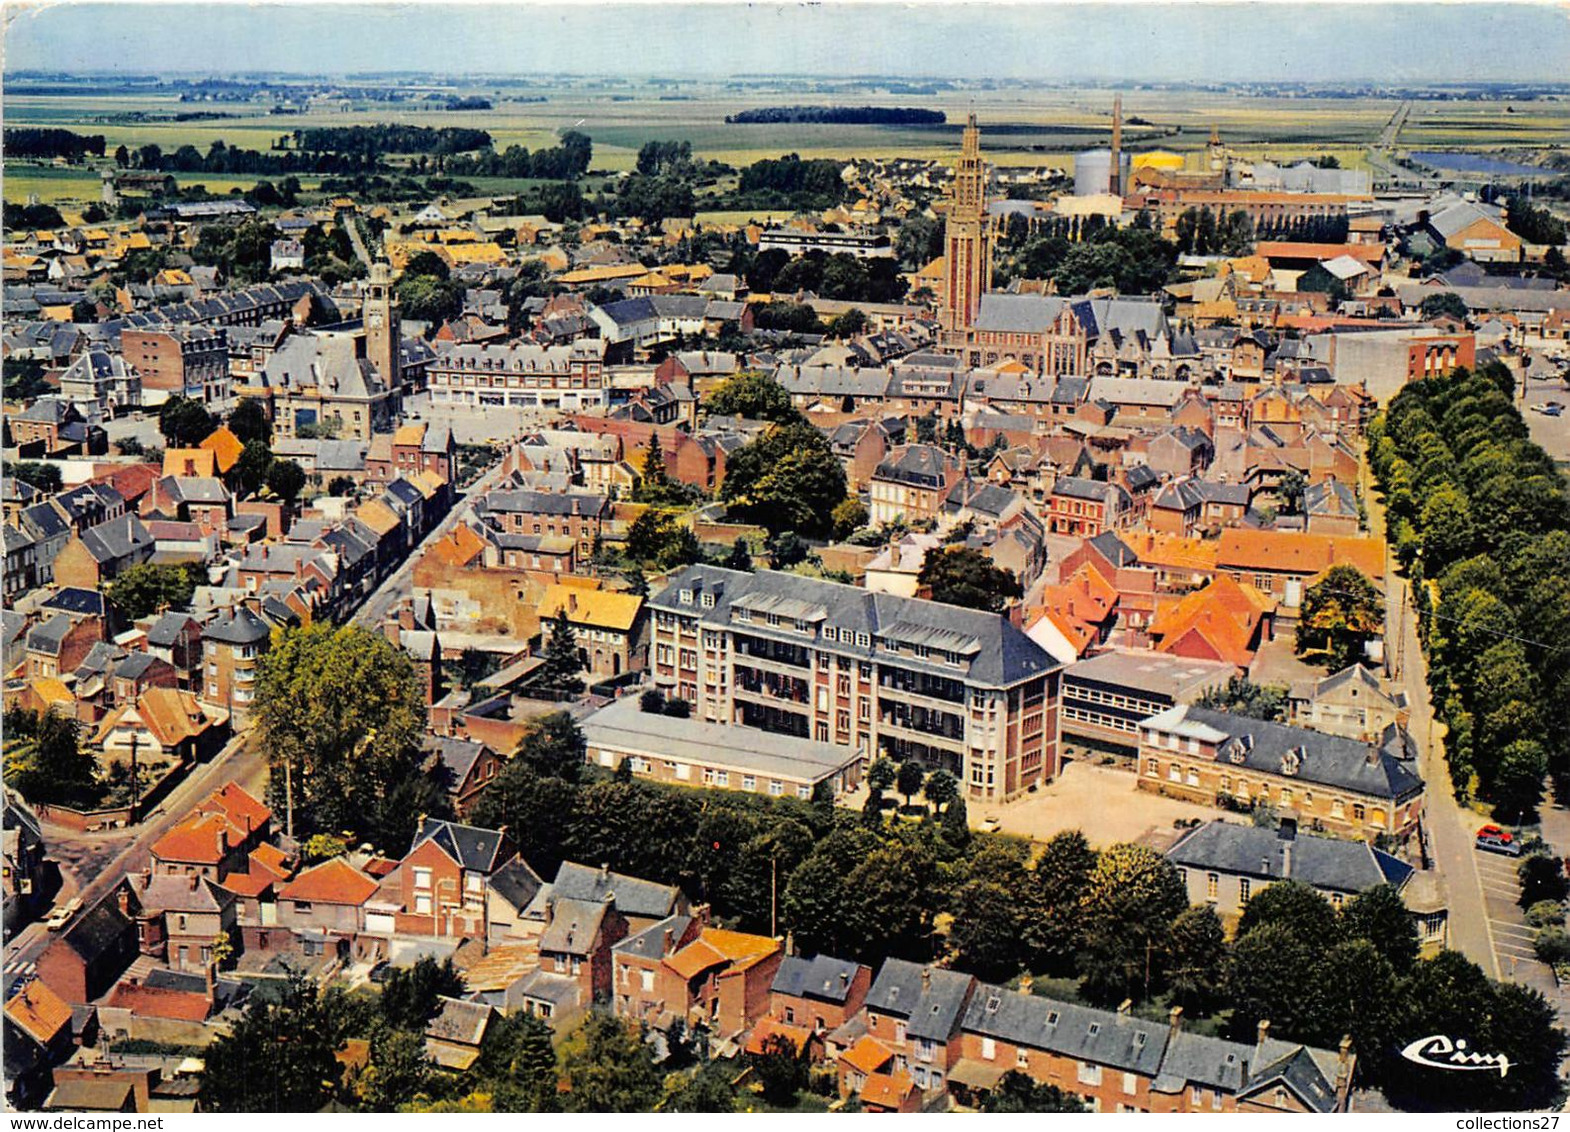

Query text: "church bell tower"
[941, 114, 992, 336]
[364, 260, 401, 390]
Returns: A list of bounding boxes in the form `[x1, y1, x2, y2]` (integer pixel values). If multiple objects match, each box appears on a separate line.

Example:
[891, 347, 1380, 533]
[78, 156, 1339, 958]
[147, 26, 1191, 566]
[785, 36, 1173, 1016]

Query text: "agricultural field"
[5, 81, 1564, 207]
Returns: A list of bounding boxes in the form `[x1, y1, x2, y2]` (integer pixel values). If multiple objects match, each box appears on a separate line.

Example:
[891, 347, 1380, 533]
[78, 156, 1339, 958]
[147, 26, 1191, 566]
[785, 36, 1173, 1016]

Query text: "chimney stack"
[1255, 1019, 1271, 1064]
[117, 886, 132, 917]
[663, 927, 674, 954]
[921, 966, 932, 994]
[1117, 999, 1132, 1017]
[1168, 1005, 1184, 1041]
[204, 959, 217, 1000]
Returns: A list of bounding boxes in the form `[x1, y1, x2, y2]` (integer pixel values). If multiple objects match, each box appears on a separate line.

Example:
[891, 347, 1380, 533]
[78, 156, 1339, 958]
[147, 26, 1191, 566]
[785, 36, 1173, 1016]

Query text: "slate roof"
[26, 614, 74, 655]
[1142, 705, 1425, 802]
[410, 818, 512, 873]
[487, 857, 546, 916]
[539, 897, 608, 955]
[203, 605, 271, 645]
[973, 294, 1066, 333]
[864, 959, 975, 1043]
[964, 983, 1170, 1076]
[145, 612, 200, 649]
[425, 736, 492, 787]
[872, 444, 958, 489]
[770, 954, 864, 1004]
[550, 860, 680, 921]
[41, 587, 109, 618]
[78, 515, 153, 564]
[481, 489, 608, 519]
[1088, 531, 1138, 568]
[1167, 820, 1413, 894]
[649, 564, 1058, 689]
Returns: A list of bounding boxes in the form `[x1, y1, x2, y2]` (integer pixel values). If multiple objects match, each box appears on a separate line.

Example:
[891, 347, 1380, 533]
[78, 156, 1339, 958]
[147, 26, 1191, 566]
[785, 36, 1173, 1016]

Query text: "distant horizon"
[5, 3, 1570, 85]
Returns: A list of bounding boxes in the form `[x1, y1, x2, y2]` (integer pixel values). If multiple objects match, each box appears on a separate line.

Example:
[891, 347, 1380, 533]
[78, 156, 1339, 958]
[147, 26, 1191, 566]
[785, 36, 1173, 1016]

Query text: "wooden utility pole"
[128, 731, 141, 819]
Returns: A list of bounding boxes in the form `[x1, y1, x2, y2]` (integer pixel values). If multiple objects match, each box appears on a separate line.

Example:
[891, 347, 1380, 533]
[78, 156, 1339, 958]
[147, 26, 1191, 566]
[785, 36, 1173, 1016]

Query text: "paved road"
[1362, 456, 1498, 975]
[342, 214, 373, 269]
[4, 732, 267, 976]
[351, 451, 514, 629]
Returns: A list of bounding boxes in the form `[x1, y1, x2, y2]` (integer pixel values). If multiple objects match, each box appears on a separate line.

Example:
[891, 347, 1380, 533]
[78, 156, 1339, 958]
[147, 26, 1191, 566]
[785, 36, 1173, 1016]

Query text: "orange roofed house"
[612, 915, 783, 1041]
[1146, 574, 1276, 673]
[1215, 529, 1384, 613]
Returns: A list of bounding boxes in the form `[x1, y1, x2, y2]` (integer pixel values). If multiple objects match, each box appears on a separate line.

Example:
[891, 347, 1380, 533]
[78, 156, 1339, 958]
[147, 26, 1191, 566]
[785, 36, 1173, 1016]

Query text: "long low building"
[1136, 704, 1425, 842]
[581, 693, 864, 800]
[1060, 650, 1234, 754]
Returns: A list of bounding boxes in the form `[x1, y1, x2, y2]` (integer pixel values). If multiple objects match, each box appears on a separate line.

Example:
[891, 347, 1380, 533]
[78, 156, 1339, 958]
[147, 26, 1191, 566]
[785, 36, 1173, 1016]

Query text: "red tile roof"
[150, 812, 238, 866]
[199, 782, 270, 836]
[4, 978, 73, 1046]
[278, 857, 378, 906]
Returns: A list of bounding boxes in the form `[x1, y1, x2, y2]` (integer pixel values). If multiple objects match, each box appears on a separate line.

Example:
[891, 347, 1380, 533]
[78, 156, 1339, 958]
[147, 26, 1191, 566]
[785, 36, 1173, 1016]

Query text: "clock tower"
[364, 260, 400, 390]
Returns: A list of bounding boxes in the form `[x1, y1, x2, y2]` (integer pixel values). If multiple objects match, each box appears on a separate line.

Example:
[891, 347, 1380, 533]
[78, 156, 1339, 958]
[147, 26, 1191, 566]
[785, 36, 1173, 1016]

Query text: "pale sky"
[4, 2, 1569, 83]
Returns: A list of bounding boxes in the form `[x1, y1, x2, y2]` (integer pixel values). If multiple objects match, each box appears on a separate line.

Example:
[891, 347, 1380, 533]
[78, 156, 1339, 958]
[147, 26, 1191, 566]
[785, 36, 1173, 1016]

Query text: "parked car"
[1477, 830, 1523, 856]
[368, 960, 393, 984]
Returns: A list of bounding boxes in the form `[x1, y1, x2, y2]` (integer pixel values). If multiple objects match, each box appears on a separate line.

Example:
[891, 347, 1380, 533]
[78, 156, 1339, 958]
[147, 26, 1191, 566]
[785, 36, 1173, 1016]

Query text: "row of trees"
[1368, 362, 1570, 818]
[286, 125, 493, 157]
[4, 127, 106, 161]
[440, 131, 594, 181]
[1000, 213, 1179, 295]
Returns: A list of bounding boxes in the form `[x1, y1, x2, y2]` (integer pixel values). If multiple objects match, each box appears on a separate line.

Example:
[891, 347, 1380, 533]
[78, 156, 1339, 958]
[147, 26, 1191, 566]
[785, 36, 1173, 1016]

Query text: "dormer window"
[679, 589, 693, 605]
[857, 632, 870, 648]
[1046, 1011, 1060, 1026]
[701, 593, 715, 609]
[985, 995, 1000, 1014]
[1087, 1023, 1101, 1037]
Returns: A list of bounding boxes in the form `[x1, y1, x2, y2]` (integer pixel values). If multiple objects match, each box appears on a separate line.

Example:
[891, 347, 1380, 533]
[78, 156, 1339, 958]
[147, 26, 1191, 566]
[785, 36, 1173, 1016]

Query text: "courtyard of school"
[970, 759, 1226, 847]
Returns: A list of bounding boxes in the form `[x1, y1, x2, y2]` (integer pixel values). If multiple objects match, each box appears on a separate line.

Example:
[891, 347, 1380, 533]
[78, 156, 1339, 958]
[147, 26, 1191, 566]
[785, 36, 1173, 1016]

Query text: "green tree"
[104, 562, 196, 619]
[478, 1012, 560, 1112]
[917, 546, 1022, 613]
[750, 1032, 809, 1106]
[301, 832, 349, 863]
[470, 762, 579, 876]
[513, 711, 587, 783]
[980, 1070, 1087, 1113]
[379, 956, 465, 1030]
[201, 970, 343, 1111]
[941, 795, 971, 846]
[722, 537, 754, 572]
[1493, 739, 1548, 822]
[1028, 831, 1098, 975]
[235, 439, 274, 497]
[357, 1027, 435, 1111]
[1277, 469, 1307, 515]
[1419, 292, 1468, 322]
[7, 460, 62, 493]
[719, 422, 847, 537]
[1236, 879, 1341, 953]
[228, 397, 273, 446]
[1419, 482, 1476, 569]
[831, 498, 869, 539]
[923, 768, 959, 812]
[827, 308, 869, 339]
[662, 1061, 739, 1112]
[895, 759, 926, 808]
[868, 757, 897, 794]
[702, 370, 803, 425]
[1194, 675, 1288, 721]
[4, 708, 99, 808]
[1226, 922, 1317, 1039]
[558, 1014, 663, 1112]
[266, 458, 307, 504]
[1340, 884, 1420, 973]
[254, 623, 428, 845]
[1165, 904, 1228, 1013]
[158, 394, 218, 447]
[1294, 565, 1383, 671]
[1076, 843, 1187, 1004]
[539, 610, 586, 696]
[948, 846, 1033, 981]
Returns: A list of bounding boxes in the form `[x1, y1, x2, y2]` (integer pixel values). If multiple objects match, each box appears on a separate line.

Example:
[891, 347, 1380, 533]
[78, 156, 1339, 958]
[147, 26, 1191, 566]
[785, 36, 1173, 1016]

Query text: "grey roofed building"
[77, 515, 154, 565]
[580, 694, 863, 788]
[1168, 819, 1413, 895]
[964, 983, 1170, 1077]
[865, 958, 975, 1043]
[1193, 481, 1251, 507]
[162, 477, 230, 506]
[1064, 650, 1234, 701]
[873, 443, 959, 489]
[1142, 705, 1425, 802]
[424, 735, 492, 787]
[145, 612, 200, 649]
[409, 817, 514, 873]
[649, 564, 1058, 690]
[1086, 377, 1191, 409]
[480, 489, 609, 519]
[203, 605, 271, 646]
[259, 333, 383, 398]
[773, 363, 892, 400]
[1088, 530, 1139, 567]
[1304, 479, 1358, 519]
[973, 293, 1067, 333]
[538, 897, 609, 957]
[1154, 479, 1207, 512]
[25, 614, 74, 657]
[548, 861, 682, 923]
[40, 587, 111, 619]
[770, 954, 864, 1004]
[1053, 475, 1132, 507]
[614, 913, 694, 962]
[487, 857, 546, 919]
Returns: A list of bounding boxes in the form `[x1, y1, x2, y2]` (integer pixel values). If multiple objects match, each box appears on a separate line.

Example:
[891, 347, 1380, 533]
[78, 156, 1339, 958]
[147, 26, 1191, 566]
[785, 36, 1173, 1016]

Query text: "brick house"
[1048, 477, 1136, 537]
[867, 444, 966, 528]
[51, 515, 155, 590]
[36, 894, 138, 1004]
[120, 871, 238, 972]
[276, 857, 379, 936]
[372, 819, 516, 939]
[1136, 705, 1425, 842]
[859, 960, 976, 1098]
[767, 953, 872, 1036]
[479, 489, 608, 562]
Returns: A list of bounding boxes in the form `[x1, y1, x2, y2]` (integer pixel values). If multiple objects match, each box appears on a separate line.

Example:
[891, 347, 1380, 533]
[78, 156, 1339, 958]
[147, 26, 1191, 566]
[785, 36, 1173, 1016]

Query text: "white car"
[44, 897, 81, 931]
